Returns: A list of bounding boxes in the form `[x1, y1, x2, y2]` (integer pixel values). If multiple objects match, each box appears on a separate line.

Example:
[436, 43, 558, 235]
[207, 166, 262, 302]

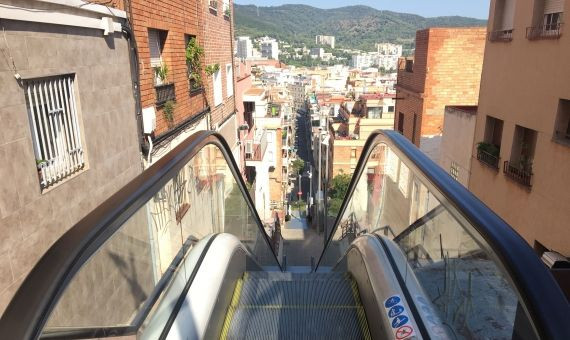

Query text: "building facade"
[260, 37, 279, 60]
[0, 1, 141, 314]
[469, 0, 570, 256]
[236, 36, 253, 60]
[316, 35, 335, 49]
[395, 28, 486, 163]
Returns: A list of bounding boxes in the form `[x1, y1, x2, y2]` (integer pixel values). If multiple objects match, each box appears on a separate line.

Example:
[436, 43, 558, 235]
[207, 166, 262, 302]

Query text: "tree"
[292, 159, 305, 174]
[328, 173, 352, 217]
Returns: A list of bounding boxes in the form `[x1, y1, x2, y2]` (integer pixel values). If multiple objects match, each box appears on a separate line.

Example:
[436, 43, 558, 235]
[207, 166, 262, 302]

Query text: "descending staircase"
[221, 272, 371, 339]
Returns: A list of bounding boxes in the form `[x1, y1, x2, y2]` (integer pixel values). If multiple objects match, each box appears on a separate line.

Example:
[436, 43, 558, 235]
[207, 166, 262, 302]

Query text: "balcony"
[526, 23, 563, 40]
[503, 161, 532, 188]
[488, 29, 513, 42]
[553, 129, 570, 147]
[245, 130, 268, 162]
[477, 149, 500, 169]
[155, 83, 176, 106]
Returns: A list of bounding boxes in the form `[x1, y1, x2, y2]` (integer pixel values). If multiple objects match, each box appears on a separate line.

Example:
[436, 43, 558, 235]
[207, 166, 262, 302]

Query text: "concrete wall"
[439, 107, 478, 187]
[469, 0, 570, 256]
[0, 19, 141, 315]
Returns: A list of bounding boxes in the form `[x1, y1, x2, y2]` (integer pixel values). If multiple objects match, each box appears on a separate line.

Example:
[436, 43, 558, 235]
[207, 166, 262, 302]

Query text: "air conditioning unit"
[245, 141, 253, 154]
[142, 107, 156, 134]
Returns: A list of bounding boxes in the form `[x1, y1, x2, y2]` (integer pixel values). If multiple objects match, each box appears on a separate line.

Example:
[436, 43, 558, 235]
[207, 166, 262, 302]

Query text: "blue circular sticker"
[392, 315, 409, 329]
[385, 296, 401, 308]
[388, 305, 405, 318]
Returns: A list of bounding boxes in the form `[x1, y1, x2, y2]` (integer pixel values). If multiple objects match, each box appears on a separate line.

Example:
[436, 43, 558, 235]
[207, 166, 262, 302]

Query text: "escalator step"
[221, 272, 371, 340]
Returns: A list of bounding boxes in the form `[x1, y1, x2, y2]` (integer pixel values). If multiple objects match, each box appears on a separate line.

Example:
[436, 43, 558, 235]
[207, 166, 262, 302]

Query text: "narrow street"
[281, 109, 323, 268]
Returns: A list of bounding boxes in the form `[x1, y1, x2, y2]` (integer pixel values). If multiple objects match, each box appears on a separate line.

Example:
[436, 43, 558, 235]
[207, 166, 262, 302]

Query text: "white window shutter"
[226, 64, 234, 97]
[544, 0, 564, 14]
[500, 0, 515, 30]
[214, 70, 223, 106]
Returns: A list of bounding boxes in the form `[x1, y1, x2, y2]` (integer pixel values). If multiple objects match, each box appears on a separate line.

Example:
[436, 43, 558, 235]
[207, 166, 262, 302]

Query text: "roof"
[244, 88, 265, 96]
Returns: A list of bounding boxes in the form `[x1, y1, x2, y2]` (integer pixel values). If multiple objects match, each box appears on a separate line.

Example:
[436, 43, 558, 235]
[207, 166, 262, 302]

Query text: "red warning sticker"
[395, 325, 414, 340]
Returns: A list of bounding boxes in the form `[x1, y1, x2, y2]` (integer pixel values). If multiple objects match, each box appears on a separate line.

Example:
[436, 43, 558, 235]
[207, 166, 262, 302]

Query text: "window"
[398, 112, 404, 134]
[367, 107, 383, 119]
[493, 0, 515, 31]
[213, 69, 222, 106]
[148, 29, 168, 85]
[484, 115, 504, 148]
[405, 59, 414, 72]
[553, 99, 570, 145]
[544, 12, 562, 31]
[226, 64, 234, 97]
[350, 148, 357, 159]
[223, 0, 230, 15]
[25, 74, 85, 190]
[209, 0, 218, 12]
[510, 125, 537, 172]
[388, 106, 395, 113]
[450, 162, 459, 181]
[478, 115, 504, 168]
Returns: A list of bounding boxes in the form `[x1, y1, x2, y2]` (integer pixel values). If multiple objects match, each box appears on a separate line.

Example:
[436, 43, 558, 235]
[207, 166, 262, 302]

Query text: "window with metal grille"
[24, 74, 85, 190]
[450, 162, 459, 181]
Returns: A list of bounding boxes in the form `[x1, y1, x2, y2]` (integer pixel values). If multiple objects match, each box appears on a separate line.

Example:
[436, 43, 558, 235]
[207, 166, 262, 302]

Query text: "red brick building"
[395, 28, 486, 161]
[125, 0, 237, 165]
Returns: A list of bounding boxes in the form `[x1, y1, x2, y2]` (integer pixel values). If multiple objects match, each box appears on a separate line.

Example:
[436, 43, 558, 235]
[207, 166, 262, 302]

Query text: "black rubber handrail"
[316, 130, 570, 339]
[0, 131, 282, 340]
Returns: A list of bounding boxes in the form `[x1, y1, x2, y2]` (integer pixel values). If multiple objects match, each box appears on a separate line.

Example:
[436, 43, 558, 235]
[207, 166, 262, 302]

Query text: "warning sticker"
[383, 295, 416, 340]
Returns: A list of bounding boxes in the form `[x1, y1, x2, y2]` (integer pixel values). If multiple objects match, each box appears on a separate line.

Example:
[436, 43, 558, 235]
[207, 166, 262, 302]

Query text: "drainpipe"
[121, 8, 148, 161]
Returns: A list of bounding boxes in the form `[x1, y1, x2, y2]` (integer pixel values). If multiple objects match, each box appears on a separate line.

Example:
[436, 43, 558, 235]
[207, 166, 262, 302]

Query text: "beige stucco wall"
[0, 20, 142, 314]
[439, 107, 477, 187]
[469, 0, 570, 256]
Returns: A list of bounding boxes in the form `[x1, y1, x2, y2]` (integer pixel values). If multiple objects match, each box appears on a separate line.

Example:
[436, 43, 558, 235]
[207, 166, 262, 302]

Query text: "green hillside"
[234, 4, 487, 51]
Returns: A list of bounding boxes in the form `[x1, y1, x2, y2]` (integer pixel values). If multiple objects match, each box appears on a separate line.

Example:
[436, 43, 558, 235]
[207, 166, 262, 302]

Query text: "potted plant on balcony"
[186, 37, 205, 92]
[477, 142, 500, 158]
[224, 8, 231, 18]
[205, 63, 220, 77]
[154, 63, 169, 86]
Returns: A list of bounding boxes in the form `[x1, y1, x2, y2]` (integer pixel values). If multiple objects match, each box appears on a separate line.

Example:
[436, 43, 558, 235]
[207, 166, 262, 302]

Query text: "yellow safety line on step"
[220, 273, 247, 340]
[350, 278, 372, 340]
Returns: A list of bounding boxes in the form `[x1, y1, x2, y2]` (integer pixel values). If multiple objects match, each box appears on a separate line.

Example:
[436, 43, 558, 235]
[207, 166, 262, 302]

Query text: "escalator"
[0, 130, 568, 340]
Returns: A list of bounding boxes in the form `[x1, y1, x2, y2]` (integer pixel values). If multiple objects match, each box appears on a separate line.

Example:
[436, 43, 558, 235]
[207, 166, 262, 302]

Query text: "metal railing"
[526, 23, 563, 40]
[477, 148, 500, 169]
[155, 83, 176, 105]
[488, 29, 513, 42]
[503, 160, 533, 187]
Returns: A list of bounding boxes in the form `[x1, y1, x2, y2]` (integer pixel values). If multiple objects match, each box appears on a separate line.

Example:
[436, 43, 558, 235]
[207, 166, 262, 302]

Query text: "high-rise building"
[469, 0, 569, 256]
[260, 37, 279, 60]
[236, 36, 253, 59]
[376, 43, 403, 56]
[316, 35, 335, 49]
[395, 28, 486, 162]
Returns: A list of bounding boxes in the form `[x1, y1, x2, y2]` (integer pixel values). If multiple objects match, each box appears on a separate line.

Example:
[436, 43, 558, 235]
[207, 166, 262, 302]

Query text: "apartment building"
[260, 37, 279, 60]
[0, 1, 141, 314]
[469, 0, 570, 256]
[395, 28, 486, 162]
[236, 36, 253, 60]
[316, 35, 335, 49]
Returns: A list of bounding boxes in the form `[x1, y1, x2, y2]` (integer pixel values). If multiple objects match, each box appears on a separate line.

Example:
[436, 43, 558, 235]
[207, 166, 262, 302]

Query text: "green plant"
[186, 37, 205, 88]
[205, 63, 220, 76]
[291, 159, 305, 174]
[477, 142, 500, 158]
[225, 8, 231, 18]
[154, 63, 169, 83]
[163, 100, 175, 125]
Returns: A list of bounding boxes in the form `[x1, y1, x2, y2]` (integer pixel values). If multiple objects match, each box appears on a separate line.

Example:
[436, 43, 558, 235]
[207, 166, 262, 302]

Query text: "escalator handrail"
[0, 131, 282, 340]
[316, 130, 569, 339]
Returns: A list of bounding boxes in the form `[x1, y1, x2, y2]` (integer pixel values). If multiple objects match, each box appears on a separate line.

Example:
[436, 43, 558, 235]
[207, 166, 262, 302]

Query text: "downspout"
[121, 1, 149, 160]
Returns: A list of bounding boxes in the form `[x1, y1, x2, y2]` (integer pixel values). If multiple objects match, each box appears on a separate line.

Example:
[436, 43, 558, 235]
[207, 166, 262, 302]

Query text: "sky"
[234, 0, 491, 20]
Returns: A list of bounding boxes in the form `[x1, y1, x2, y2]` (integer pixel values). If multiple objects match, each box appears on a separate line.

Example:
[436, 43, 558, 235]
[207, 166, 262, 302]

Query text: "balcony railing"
[503, 161, 532, 187]
[477, 149, 500, 169]
[155, 83, 176, 106]
[526, 23, 563, 40]
[488, 29, 513, 42]
[553, 130, 570, 146]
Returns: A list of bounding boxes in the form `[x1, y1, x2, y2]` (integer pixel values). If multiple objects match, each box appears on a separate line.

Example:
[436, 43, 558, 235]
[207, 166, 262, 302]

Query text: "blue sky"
[234, 0, 491, 19]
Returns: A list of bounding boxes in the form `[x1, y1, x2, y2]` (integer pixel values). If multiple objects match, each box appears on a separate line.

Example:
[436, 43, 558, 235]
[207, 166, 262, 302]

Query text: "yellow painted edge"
[220, 273, 246, 340]
[350, 278, 372, 340]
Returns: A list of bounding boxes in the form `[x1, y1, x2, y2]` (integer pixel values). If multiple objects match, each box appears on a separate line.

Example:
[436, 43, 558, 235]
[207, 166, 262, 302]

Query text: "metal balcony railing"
[503, 161, 533, 187]
[155, 83, 176, 106]
[526, 23, 563, 40]
[477, 149, 500, 169]
[488, 29, 513, 42]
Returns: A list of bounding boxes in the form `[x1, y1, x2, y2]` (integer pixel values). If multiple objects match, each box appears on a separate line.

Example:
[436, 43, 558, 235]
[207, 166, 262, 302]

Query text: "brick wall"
[395, 28, 486, 146]
[202, 0, 236, 128]
[128, 0, 208, 136]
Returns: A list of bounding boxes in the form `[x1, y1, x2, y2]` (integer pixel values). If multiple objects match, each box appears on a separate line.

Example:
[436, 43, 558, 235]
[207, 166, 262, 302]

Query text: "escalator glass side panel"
[0, 132, 280, 340]
[319, 138, 550, 339]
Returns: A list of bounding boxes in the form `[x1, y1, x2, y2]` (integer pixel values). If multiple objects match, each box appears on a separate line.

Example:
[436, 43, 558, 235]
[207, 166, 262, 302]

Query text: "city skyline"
[234, 0, 491, 19]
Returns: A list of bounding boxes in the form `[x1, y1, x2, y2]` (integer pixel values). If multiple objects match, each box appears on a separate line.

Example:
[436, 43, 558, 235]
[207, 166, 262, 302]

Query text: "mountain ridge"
[234, 4, 487, 51]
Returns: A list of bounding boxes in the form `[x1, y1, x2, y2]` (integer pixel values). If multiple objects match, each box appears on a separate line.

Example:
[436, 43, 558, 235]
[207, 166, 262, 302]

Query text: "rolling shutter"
[148, 29, 162, 67]
[544, 0, 564, 14]
[501, 0, 516, 30]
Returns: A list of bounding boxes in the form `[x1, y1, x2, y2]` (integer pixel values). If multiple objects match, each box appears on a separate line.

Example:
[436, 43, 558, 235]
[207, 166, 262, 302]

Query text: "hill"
[234, 4, 487, 51]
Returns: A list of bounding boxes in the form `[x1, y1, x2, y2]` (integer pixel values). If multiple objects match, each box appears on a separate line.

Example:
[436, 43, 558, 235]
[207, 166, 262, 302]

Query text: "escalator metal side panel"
[344, 235, 425, 340]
